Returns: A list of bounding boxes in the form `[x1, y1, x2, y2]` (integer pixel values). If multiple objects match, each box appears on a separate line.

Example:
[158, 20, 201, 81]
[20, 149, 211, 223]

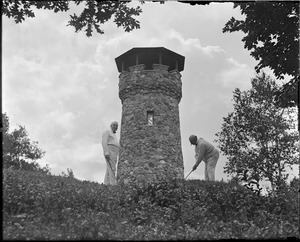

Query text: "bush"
[3, 168, 299, 240]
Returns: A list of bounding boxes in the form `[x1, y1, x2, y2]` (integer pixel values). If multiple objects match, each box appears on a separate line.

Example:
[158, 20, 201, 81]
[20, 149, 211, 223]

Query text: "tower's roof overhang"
[115, 47, 185, 72]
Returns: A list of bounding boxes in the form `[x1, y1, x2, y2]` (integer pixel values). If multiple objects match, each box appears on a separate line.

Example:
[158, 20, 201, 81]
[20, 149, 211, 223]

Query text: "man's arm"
[193, 141, 205, 170]
[102, 130, 110, 158]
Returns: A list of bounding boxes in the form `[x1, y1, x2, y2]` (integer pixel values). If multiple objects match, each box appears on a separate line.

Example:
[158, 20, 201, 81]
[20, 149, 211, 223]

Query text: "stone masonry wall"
[117, 64, 184, 185]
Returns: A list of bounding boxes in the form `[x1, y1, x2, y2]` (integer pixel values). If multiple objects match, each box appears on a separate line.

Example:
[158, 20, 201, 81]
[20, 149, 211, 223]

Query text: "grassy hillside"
[3, 168, 299, 240]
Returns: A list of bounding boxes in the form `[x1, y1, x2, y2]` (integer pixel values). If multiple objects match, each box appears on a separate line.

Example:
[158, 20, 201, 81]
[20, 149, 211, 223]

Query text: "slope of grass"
[3, 168, 299, 240]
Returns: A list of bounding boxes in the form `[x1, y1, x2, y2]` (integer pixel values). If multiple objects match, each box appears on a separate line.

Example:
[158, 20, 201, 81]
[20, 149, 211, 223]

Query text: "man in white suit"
[102, 121, 120, 185]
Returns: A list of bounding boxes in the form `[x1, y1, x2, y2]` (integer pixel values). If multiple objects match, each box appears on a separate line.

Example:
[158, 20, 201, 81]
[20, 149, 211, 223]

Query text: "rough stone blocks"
[117, 64, 184, 185]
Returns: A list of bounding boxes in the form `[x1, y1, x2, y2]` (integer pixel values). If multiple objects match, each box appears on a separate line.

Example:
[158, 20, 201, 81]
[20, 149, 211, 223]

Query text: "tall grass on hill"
[3, 168, 299, 240]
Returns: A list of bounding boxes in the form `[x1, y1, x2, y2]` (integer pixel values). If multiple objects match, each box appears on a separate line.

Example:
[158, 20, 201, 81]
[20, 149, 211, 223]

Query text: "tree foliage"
[60, 168, 75, 178]
[3, 170, 299, 239]
[223, 2, 299, 108]
[2, 113, 50, 174]
[2, 0, 142, 37]
[215, 73, 299, 191]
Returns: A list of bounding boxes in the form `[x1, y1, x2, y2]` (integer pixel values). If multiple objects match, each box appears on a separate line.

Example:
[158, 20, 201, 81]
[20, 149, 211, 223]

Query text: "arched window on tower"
[147, 111, 154, 126]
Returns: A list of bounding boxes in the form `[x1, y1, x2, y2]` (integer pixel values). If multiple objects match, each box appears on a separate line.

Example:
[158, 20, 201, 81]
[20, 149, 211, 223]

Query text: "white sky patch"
[202, 45, 227, 57]
[218, 57, 255, 90]
[190, 96, 211, 114]
[36, 109, 77, 144]
[53, 111, 76, 133]
[167, 29, 226, 58]
[42, 136, 106, 182]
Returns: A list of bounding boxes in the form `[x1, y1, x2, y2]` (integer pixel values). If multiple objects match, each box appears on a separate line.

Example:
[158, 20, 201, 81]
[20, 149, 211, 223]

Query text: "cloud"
[167, 30, 226, 58]
[218, 57, 255, 90]
[40, 132, 106, 180]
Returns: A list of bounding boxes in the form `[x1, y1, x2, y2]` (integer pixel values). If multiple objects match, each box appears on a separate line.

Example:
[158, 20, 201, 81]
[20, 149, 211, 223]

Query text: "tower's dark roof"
[115, 47, 185, 72]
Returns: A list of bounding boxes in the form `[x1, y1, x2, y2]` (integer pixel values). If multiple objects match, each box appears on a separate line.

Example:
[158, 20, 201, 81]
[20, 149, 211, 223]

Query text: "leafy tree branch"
[223, 2, 299, 108]
[2, 0, 142, 37]
[215, 72, 299, 192]
[2, 113, 50, 174]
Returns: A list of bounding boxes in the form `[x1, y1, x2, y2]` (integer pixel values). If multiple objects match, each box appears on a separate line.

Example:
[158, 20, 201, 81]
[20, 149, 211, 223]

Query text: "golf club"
[185, 169, 193, 180]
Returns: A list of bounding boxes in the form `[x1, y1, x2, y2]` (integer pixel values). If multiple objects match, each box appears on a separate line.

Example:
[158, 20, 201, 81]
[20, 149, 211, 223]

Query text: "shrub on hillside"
[3, 168, 299, 240]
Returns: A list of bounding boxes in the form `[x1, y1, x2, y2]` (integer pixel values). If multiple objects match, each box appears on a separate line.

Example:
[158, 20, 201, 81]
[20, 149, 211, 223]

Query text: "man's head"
[189, 135, 198, 145]
[110, 121, 118, 133]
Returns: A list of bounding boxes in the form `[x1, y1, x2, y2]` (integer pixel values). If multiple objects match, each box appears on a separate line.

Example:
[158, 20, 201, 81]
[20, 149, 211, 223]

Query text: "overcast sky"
[2, 1, 297, 186]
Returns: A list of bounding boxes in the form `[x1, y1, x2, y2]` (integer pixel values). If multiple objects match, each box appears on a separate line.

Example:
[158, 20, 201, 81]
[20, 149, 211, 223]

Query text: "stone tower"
[115, 47, 185, 185]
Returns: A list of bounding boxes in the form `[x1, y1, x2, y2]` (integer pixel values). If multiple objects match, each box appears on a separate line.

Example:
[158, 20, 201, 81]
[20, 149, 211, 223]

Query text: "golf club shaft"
[185, 170, 193, 180]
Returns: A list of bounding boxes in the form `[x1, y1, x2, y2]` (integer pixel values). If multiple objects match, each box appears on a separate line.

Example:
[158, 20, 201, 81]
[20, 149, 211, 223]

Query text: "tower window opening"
[147, 111, 154, 125]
